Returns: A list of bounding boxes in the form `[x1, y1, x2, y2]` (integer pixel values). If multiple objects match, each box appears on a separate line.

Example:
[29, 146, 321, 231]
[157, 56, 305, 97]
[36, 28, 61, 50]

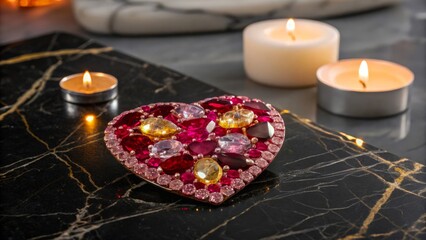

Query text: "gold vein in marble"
[0, 47, 113, 66]
[340, 163, 423, 240]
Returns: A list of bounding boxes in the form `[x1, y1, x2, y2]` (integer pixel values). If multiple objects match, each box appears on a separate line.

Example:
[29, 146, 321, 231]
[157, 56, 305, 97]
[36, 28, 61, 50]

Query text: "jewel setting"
[104, 96, 285, 205]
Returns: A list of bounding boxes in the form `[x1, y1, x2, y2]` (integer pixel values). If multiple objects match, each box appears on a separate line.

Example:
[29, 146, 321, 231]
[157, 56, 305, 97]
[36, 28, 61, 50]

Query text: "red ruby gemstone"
[220, 177, 232, 186]
[113, 112, 142, 128]
[181, 172, 196, 184]
[229, 97, 243, 105]
[114, 128, 130, 139]
[228, 128, 243, 134]
[160, 154, 194, 175]
[179, 118, 215, 132]
[255, 141, 268, 151]
[201, 99, 232, 113]
[141, 105, 150, 112]
[248, 149, 261, 158]
[188, 141, 217, 156]
[213, 127, 227, 136]
[227, 170, 240, 178]
[120, 135, 152, 161]
[207, 184, 220, 193]
[206, 111, 218, 121]
[257, 116, 273, 123]
[135, 149, 150, 161]
[176, 130, 209, 143]
[247, 122, 275, 139]
[243, 102, 270, 115]
[147, 158, 162, 167]
[165, 113, 179, 123]
[218, 153, 248, 169]
[194, 182, 205, 189]
[148, 105, 174, 117]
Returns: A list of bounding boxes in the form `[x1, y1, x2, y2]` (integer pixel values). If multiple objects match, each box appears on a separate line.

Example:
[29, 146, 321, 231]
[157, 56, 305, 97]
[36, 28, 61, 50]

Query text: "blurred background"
[1, 0, 425, 163]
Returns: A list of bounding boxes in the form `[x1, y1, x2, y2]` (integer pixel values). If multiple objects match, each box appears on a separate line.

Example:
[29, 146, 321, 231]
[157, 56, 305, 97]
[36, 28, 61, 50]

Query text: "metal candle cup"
[59, 72, 118, 104]
[317, 59, 414, 118]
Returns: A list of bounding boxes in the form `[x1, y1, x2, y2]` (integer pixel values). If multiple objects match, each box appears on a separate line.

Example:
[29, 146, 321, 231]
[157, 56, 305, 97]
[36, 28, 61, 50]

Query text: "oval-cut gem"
[188, 141, 217, 156]
[217, 153, 248, 169]
[193, 158, 223, 184]
[175, 104, 205, 120]
[218, 133, 251, 154]
[160, 154, 194, 175]
[113, 112, 142, 128]
[219, 109, 254, 129]
[247, 122, 275, 139]
[139, 117, 179, 139]
[120, 135, 153, 161]
[148, 105, 174, 117]
[243, 101, 270, 115]
[151, 140, 183, 159]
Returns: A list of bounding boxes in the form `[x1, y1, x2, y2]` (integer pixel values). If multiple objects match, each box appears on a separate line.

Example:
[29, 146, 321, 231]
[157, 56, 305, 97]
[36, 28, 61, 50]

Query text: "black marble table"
[1, 33, 425, 239]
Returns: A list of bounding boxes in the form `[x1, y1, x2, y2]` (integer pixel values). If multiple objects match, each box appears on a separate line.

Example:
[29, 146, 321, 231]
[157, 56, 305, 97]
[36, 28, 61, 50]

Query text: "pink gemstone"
[141, 105, 150, 112]
[228, 128, 243, 134]
[114, 128, 130, 139]
[147, 158, 162, 167]
[134, 163, 148, 175]
[248, 149, 261, 158]
[261, 151, 274, 161]
[179, 118, 215, 133]
[207, 184, 220, 193]
[243, 101, 270, 115]
[229, 97, 243, 104]
[226, 170, 240, 178]
[257, 116, 273, 123]
[120, 135, 153, 161]
[271, 137, 283, 145]
[194, 182, 205, 189]
[169, 179, 184, 190]
[275, 130, 285, 137]
[117, 151, 130, 161]
[209, 192, 224, 204]
[255, 159, 269, 168]
[273, 122, 285, 130]
[148, 105, 174, 117]
[188, 141, 217, 156]
[249, 166, 262, 176]
[135, 149, 150, 161]
[268, 144, 280, 153]
[145, 168, 159, 180]
[213, 127, 227, 136]
[175, 104, 205, 120]
[176, 130, 209, 143]
[255, 142, 268, 151]
[195, 189, 209, 200]
[164, 114, 179, 123]
[218, 133, 251, 154]
[160, 154, 194, 175]
[220, 186, 235, 197]
[206, 111, 218, 121]
[151, 140, 183, 159]
[182, 184, 196, 195]
[220, 177, 232, 186]
[157, 174, 172, 186]
[231, 178, 245, 190]
[201, 99, 232, 113]
[113, 112, 142, 128]
[125, 157, 138, 168]
[181, 172, 195, 184]
[240, 172, 254, 182]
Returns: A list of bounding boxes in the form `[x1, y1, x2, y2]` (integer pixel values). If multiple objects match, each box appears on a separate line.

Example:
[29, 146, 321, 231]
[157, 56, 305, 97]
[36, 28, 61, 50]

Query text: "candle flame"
[286, 18, 296, 41]
[358, 60, 369, 89]
[83, 70, 92, 89]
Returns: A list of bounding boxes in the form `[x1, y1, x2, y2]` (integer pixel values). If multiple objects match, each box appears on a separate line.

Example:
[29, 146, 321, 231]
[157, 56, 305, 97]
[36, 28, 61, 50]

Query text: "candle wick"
[359, 80, 367, 90]
[289, 32, 296, 41]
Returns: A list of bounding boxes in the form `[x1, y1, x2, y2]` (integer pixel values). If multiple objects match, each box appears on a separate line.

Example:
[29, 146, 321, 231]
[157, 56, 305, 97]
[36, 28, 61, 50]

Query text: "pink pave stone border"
[104, 95, 285, 205]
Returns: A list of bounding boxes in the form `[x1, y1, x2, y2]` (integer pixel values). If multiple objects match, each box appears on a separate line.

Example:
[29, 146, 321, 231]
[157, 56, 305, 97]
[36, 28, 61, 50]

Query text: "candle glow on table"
[317, 59, 414, 117]
[59, 71, 118, 104]
[244, 18, 340, 87]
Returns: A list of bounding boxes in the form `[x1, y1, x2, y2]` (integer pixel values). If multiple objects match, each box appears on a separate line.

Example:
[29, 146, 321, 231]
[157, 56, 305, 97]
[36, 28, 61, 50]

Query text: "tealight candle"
[244, 18, 340, 87]
[317, 59, 414, 117]
[60, 71, 118, 104]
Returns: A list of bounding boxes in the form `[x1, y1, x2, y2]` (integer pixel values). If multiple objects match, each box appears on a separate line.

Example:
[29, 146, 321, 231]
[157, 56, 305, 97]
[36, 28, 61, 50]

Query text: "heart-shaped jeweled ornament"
[104, 96, 285, 205]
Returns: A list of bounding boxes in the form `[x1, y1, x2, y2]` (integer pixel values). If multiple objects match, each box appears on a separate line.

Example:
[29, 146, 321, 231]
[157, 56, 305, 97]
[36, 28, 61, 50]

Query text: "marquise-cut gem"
[218, 133, 251, 154]
[113, 112, 142, 128]
[243, 101, 270, 115]
[151, 140, 183, 159]
[188, 141, 217, 156]
[193, 158, 223, 184]
[219, 109, 254, 128]
[201, 99, 232, 113]
[217, 153, 248, 169]
[247, 122, 275, 139]
[160, 154, 194, 175]
[120, 135, 153, 161]
[139, 117, 179, 139]
[175, 104, 205, 120]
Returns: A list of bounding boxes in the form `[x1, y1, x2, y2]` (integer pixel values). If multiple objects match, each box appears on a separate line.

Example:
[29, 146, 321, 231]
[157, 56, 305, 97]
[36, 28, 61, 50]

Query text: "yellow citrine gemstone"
[139, 117, 179, 139]
[193, 158, 223, 185]
[219, 109, 254, 128]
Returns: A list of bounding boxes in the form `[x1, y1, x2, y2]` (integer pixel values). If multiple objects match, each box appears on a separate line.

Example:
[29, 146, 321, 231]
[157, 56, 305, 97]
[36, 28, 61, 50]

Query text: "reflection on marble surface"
[0, 33, 425, 239]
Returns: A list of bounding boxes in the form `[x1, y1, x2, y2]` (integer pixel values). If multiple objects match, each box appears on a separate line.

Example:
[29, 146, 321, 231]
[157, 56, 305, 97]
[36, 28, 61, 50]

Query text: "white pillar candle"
[243, 19, 340, 87]
[317, 59, 414, 117]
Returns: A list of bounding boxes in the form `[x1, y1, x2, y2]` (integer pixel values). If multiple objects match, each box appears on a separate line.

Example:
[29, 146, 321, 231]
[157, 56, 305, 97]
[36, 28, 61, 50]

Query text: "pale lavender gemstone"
[181, 184, 196, 195]
[175, 104, 205, 120]
[218, 133, 251, 154]
[169, 179, 184, 190]
[151, 140, 183, 159]
[220, 186, 235, 197]
[157, 174, 172, 186]
[195, 189, 209, 200]
[209, 192, 224, 204]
